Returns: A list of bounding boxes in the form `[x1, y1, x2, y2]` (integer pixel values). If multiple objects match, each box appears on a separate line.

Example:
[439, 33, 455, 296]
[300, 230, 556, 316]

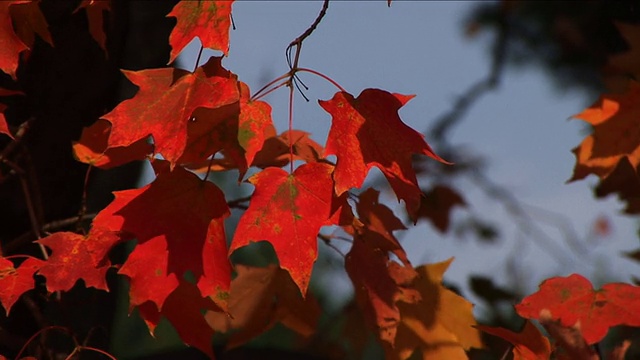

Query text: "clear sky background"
[170, 1, 640, 313]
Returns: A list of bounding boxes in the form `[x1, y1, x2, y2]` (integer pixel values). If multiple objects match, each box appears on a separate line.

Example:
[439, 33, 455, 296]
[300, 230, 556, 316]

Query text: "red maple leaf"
[515, 274, 640, 344]
[93, 163, 231, 309]
[0, 88, 23, 139]
[119, 237, 179, 310]
[345, 233, 419, 345]
[478, 321, 552, 360]
[0, 104, 11, 139]
[186, 127, 325, 173]
[167, 0, 234, 63]
[73, 119, 152, 169]
[0, 1, 29, 79]
[179, 80, 272, 178]
[230, 162, 336, 294]
[0, 257, 44, 314]
[350, 188, 410, 266]
[417, 185, 467, 233]
[237, 82, 273, 169]
[319, 89, 447, 216]
[103, 57, 239, 165]
[74, 0, 110, 51]
[138, 280, 221, 358]
[10, 0, 52, 48]
[36, 229, 121, 292]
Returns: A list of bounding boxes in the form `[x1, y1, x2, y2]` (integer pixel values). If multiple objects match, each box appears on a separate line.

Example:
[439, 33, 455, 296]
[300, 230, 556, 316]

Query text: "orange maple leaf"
[206, 264, 321, 349]
[570, 82, 640, 182]
[387, 259, 482, 359]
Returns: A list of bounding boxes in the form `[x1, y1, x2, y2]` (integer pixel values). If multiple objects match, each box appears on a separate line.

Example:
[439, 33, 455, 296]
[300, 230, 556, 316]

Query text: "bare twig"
[286, 0, 330, 70]
[5, 213, 97, 254]
[227, 195, 251, 210]
[428, 14, 507, 142]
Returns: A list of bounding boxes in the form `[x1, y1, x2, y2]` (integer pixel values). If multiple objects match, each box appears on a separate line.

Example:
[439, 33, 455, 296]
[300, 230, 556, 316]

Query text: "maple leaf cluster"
[0, 1, 475, 357]
[2, 1, 640, 359]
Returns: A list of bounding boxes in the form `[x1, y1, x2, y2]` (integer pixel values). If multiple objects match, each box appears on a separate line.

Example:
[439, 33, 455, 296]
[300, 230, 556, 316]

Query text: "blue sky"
[171, 1, 640, 311]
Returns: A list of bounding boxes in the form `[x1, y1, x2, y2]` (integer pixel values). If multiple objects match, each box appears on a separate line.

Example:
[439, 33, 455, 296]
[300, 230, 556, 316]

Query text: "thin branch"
[76, 166, 92, 232]
[318, 234, 346, 257]
[470, 169, 575, 265]
[499, 344, 513, 360]
[288, 81, 295, 173]
[297, 68, 346, 93]
[19, 175, 47, 261]
[227, 195, 251, 206]
[193, 44, 204, 72]
[15, 326, 75, 360]
[286, 0, 330, 70]
[0, 117, 32, 163]
[5, 213, 97, 254]
[428, 15, 507, 142]
[250, 72, 290, 101]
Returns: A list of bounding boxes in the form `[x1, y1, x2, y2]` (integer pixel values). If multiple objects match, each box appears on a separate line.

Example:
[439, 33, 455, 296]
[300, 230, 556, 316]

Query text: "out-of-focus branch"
[428, 12, 507, 143]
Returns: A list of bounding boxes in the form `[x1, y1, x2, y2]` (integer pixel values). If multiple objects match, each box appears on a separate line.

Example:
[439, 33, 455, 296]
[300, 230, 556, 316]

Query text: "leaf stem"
[286, 0, 330, 70]
[251, 79, 288, 102]
[297, 68, 346, 93]
[288, 80, 295, 173]
[16, 326, 76, 360]
[251, 73, 290, 101]
[193, 44, 204, 72]
[75, 346, 117, 360]
[203, 155, 216, 182]
[76, 166, 92, 233]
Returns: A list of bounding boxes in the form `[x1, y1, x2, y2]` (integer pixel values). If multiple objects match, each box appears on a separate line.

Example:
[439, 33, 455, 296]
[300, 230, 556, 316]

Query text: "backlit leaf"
[515, 273, 640, 344]
[319, 89, 446, 216]
[93, 163, 231, 309]
[387, 258, 482, 359]
[417, 185, 466, 233]
[206, 264, 321, 348]
[570, 82, 640, 182]
[0, 1, 29, 79]
[0, 257, 44, 314]
[10, 0, 52, 48]
[345, 233, 419, 345]
[478, 321, 551, 360]
[73, 119, 152, 169]
[37, 229, 121, 292]
[74, 0, 110, 51]
[138, 280, 220, 358]
[230, 163, 335, 294]
[103, 57, 239, 165]
[167, 0, 233, 63]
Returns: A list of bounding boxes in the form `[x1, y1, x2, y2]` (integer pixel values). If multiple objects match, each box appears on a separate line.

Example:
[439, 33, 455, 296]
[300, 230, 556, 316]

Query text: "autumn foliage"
[1, 1, 640, 359]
